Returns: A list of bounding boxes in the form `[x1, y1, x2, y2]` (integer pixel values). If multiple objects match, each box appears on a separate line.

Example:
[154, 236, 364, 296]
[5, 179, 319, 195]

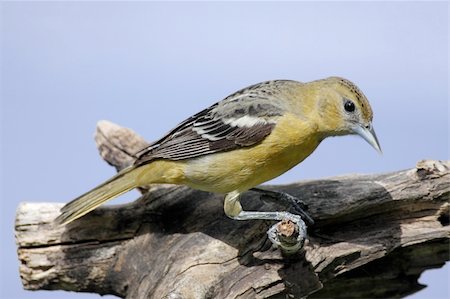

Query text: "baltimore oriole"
[56, 77, 381, 247]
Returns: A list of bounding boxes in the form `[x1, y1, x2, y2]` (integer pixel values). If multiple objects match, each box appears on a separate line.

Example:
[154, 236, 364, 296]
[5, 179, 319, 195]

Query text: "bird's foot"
[267, 212, 306, 254]
[250, 187, 314, 226]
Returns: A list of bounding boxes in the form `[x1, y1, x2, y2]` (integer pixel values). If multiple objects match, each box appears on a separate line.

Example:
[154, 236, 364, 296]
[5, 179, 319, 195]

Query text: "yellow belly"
[183, 113, 320, 193]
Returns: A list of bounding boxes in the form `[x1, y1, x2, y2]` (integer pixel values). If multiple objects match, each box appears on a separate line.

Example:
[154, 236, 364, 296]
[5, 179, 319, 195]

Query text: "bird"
[55, 76, 381, 232]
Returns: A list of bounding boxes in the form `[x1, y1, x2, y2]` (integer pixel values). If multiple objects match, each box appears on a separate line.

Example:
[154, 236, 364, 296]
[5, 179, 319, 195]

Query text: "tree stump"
[15, 121, 450, 298]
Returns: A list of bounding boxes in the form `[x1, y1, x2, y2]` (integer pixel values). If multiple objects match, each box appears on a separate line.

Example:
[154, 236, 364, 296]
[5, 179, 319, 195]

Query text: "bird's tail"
[55, 166, 139, 225]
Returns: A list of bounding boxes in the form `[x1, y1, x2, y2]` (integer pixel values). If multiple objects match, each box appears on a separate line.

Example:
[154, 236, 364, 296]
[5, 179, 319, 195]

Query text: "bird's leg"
[224, 191, 307, 252]
[250, 187, 314, 226]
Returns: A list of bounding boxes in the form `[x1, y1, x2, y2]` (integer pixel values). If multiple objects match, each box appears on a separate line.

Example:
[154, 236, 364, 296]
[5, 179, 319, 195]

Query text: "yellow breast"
[183, 113, 320, 193]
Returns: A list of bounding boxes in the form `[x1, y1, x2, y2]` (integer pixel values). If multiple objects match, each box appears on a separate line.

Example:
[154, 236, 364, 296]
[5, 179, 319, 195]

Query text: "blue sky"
[1, 1, 448, 299]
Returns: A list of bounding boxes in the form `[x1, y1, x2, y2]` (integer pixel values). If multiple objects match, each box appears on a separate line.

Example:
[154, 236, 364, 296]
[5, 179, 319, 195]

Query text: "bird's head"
[312, 76, 382, 154]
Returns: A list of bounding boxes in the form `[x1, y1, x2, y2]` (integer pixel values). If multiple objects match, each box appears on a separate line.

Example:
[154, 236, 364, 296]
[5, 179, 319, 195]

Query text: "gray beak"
[352, 123, 382, 154]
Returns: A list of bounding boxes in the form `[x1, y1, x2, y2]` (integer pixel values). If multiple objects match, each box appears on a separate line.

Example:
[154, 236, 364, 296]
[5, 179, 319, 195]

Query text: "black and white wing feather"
[134, 80, 293, 165]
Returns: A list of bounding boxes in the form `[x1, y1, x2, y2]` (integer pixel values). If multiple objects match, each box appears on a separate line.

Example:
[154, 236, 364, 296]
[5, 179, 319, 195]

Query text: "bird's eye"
[344, 100, 355, 112]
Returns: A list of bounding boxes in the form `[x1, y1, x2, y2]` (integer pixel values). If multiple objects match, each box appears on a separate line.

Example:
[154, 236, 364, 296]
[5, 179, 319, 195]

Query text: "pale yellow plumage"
[55, 77, 380, 225]
[183, 112, 320, 193]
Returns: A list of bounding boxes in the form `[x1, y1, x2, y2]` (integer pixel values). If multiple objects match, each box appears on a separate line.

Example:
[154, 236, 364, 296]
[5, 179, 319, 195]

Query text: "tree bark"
[15, 121, 450, 299]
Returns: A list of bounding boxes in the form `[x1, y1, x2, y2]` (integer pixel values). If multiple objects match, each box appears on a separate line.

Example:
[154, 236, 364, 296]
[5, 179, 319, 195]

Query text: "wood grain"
[15, 121, 450, 298]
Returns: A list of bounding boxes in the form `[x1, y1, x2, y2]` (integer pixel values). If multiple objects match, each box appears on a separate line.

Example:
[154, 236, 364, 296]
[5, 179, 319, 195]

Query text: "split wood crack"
[15, 120, 450, 298]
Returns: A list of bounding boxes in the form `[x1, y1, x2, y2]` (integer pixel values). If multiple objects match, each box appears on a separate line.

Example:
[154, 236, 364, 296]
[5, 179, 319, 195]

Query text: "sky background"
[1, 1, 448, 299]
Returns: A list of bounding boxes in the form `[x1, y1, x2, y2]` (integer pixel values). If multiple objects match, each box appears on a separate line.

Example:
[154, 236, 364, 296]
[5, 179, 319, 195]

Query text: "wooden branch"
[15, 121, 450, 299]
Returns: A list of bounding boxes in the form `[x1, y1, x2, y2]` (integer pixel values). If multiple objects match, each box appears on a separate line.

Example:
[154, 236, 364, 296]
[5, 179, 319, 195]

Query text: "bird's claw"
[267, 213, 307, 254]
[252, 188, 314, 226]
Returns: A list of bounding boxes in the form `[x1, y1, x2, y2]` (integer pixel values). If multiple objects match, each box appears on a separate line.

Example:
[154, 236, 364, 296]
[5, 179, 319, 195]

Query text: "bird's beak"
[352, 123, 382, 154]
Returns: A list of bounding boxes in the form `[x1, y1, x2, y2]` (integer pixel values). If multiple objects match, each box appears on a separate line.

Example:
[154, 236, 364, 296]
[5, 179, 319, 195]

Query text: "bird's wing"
[134, 81, 290, 165]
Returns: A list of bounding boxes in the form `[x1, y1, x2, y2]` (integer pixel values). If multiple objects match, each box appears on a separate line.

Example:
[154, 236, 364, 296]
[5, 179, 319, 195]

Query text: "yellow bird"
[55, 77, 381, 238]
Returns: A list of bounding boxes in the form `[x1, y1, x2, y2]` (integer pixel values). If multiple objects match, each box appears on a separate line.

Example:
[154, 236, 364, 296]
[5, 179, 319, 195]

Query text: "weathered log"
[15, 121, 450, 298]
